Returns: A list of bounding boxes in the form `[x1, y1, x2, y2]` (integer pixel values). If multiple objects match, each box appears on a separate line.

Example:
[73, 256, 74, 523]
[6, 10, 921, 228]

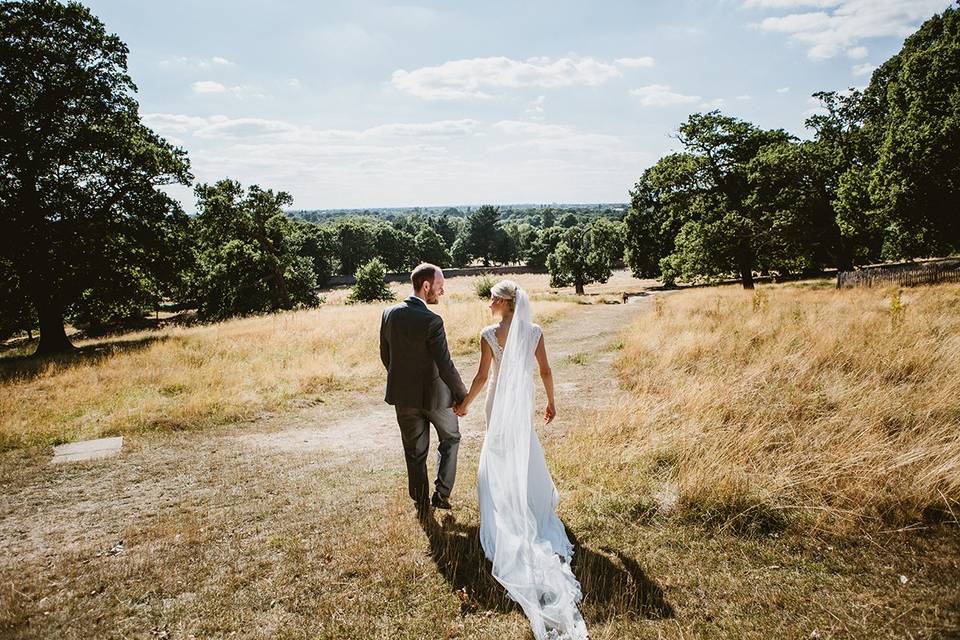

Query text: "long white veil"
[477, 286, 588, 640]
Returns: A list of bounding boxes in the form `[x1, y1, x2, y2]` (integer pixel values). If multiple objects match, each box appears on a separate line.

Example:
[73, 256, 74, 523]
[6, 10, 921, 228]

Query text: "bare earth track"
[0, 298, 651, 639]
[3, 293, 957, 639]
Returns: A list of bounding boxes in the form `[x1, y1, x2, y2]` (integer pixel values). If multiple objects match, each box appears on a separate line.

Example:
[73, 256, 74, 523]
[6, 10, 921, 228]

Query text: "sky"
[84, 0, 954, 210]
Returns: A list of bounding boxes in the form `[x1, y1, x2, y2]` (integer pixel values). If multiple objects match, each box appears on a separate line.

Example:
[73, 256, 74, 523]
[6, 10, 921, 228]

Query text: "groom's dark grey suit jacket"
[380, 295, 468, 410]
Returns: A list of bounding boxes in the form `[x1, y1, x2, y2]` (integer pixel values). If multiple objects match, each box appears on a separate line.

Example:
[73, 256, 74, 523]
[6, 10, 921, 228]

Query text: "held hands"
[544, 401, 557, 424]
[453, 400, 469, 417]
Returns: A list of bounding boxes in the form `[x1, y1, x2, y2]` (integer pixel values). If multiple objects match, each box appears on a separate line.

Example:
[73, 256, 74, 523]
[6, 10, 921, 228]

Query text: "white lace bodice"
[480, 322, 542, 425]
[480, 322, 542, 363]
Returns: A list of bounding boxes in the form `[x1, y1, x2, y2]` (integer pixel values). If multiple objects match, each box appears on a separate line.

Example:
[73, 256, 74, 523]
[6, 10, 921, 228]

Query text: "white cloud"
[159, 55, 233, 70]
[492, 120, 574, 137]
[852, 62, 877, 75]
[747, 0, 952, 60]
[142, 113, 481, 144]
[777, 86, 791, 93]
[743, 0, 840, 7]
[362, 120, 481, 138]
[615, 56, 656, 68]
[629, 84, 701, 107]
[144, 112, 652, 208]
[191, 80, 265, 99]
[141, 113, 211, 134]
[192, 80, 227, 94]
[489, 120, 623, 154]
[659, 25, 706, 38]
[525, 95, 546, 115]
[287, 78, 302, 89]
[195, 118, 300, 139]
[699, 98, 726, 109]
[846, 45, 869, 58]
[390, 56, 622, 99]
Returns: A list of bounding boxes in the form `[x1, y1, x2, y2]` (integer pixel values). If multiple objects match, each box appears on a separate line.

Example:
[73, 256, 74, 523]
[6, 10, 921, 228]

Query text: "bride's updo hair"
[490, 279, 519, 312]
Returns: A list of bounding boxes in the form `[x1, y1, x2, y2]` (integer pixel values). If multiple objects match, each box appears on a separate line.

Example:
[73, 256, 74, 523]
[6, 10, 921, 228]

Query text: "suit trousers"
[394, 405, 460, 504]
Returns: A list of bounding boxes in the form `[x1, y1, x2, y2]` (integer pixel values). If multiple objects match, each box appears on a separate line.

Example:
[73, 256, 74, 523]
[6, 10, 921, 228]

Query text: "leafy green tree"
[627, 112, 792, 288]
[589, 217, 626, 268]
[540, 207, 557, 228]
[290, 219, 335, 287]
[414, 227, 451, 267]
[857, 5, 960, 258]
[625, 152, 704, 283]
[805, 89, 879, 265]
[745, 140, 850, 275]
[429, 213, 457, 247]
[493, 224, 519, 265]
[515, 223, 538, 257]
[333, 220, 377, 275]
[347, 258, 395, 304]
[559, 213, 579, 228]
[0, 0, 192, 353]
[526, 226, 566, 269]
[450, 234, 472, 268]
[189, 180, 318, 320]
[466, 205, 500, 266]
[374, 224, 416, 272]
[546, 226, 611, 294]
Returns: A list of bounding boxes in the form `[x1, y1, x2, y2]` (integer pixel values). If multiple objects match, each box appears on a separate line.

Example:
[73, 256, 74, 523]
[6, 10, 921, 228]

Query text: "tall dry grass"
[564, 282, 960, 534]
[320, 269, 658, 305]
[0, 298, 571, 451]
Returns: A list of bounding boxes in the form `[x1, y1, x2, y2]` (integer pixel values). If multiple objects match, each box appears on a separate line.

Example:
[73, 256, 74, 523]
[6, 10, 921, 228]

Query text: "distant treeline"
[2, 0, 958, 355]
[287, 203, 626, 225]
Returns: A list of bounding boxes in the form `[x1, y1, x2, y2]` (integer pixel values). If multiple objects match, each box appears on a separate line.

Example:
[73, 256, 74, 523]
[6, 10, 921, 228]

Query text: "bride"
[456, 280, 588, 640]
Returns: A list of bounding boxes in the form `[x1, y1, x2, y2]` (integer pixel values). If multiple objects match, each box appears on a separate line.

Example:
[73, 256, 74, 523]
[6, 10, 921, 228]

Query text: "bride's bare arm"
[458, 339, 493, 416]
[534, 335, 556, 423]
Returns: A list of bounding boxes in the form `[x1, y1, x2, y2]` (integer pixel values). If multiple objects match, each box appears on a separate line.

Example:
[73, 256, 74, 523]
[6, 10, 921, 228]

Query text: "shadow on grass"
[0, 335, 169, 383]
[418, 512, 673, 622]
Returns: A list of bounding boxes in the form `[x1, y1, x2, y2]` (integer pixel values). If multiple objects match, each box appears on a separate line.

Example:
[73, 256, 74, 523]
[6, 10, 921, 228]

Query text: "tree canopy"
[0, 0, 192, 353]
[188, 180, 319, 320]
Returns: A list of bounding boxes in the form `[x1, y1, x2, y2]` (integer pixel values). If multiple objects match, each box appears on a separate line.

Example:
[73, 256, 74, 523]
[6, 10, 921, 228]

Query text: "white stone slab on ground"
[51, 436, 123, 464]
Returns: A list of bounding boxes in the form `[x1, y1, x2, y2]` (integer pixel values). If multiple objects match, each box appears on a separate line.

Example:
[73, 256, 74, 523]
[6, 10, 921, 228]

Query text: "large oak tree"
[0, 0, 191, 354]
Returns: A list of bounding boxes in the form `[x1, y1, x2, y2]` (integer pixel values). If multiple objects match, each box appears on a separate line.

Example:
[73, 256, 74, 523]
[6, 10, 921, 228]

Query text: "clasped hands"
[453, 400, 558, 423]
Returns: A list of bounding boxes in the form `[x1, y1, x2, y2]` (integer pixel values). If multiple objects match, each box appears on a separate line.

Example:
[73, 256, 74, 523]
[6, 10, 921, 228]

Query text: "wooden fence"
[836, 258, 960, 288]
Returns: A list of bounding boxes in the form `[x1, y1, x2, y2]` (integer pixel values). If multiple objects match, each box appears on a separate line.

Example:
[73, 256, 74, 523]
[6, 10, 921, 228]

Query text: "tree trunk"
[34, 297, 74, 355]
[739, 265, 755, 290]
[575, 279, 585, 295]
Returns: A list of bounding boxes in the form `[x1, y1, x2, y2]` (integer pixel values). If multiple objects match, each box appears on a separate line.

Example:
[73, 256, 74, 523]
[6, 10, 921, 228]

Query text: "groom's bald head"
[411, 263, 444, 304]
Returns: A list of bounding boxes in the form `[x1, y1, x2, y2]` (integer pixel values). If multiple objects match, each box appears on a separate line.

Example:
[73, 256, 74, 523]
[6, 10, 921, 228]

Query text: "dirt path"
[231, 297, 648, 459]
[0, 298, 651, 572]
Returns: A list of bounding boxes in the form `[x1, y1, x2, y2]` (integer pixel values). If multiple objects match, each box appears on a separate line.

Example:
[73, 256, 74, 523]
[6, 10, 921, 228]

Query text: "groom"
[380, 263, 468, 515]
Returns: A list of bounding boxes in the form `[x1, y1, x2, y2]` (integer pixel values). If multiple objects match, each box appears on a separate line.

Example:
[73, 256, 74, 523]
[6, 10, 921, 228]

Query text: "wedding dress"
[476, 287, 588, 640]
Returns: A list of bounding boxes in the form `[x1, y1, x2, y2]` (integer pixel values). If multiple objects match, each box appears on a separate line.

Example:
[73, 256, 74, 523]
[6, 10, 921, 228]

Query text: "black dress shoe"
[431, 492, 452, 510]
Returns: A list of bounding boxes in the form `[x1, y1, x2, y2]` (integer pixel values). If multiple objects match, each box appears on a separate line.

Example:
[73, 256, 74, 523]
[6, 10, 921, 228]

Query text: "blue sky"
[85, 0, 953, 209]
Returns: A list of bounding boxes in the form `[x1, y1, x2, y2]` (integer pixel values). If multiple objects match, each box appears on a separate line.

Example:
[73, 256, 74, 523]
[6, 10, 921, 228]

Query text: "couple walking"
[379, 263, 588, 640]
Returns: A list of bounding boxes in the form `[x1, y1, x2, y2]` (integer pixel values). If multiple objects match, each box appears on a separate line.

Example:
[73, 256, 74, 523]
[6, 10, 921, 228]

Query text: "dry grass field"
[0, 273, 577, 451]
[2, 275, 959, 639]
[559, 281, 960, 537]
